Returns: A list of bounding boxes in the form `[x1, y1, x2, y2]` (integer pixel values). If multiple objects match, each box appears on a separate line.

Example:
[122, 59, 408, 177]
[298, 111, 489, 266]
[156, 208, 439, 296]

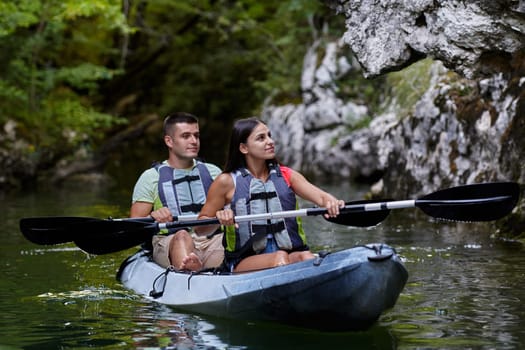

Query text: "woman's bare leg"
[289, 250, 315, 264]
[234, 251, 289, 272]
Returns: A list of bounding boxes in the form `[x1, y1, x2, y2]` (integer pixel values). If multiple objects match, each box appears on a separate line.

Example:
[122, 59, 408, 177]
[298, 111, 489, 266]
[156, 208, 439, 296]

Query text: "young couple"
[131, 112, 344, 273]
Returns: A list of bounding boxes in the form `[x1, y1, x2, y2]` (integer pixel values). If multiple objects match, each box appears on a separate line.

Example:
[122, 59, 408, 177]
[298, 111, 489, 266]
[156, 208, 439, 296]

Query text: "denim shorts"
[262, 235, 279, 254]
[226, 235, 279, 272]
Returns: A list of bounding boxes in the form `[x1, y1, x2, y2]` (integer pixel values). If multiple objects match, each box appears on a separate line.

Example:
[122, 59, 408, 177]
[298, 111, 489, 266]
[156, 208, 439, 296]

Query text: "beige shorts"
[152, 232, 224, 269]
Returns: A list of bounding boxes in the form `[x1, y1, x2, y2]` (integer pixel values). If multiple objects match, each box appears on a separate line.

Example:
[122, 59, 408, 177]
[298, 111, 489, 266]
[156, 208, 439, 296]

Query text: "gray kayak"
[117, 243, 408, 331]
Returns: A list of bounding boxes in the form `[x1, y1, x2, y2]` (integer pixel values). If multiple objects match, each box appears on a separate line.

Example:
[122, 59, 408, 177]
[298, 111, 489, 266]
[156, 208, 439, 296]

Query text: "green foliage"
[384, 58, 435, 118]
[1, 0, 349, 179]
[101, 0, 345, 162]
[0, 1, 40, 37]
[0, 0, 129, 164]
[347, 115, 373, 132]
[56, 63, 123, 91]
[117, 0, 340, 111]
[39, 91, 125, 146]
[251, 1, 343, 101]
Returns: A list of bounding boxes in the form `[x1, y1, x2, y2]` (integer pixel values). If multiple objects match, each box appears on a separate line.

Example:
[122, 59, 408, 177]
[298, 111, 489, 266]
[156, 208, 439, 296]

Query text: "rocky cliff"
[262, 1, 525, 236]
[322, 0, 525, 79]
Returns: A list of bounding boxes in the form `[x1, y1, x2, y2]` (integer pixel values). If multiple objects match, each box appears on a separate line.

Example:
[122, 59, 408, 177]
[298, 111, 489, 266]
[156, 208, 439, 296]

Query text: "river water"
[1, 181, 524, 349]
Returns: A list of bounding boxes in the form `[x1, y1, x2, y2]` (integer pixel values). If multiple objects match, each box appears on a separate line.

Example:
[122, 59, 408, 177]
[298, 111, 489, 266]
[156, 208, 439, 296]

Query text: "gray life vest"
[155, 161, 213, 216]
[225, 164, 307, 256]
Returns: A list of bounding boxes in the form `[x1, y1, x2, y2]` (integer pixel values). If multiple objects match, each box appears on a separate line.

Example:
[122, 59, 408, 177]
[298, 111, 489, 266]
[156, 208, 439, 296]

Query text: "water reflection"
[386, 233, 525, 349]
[2, 184, 525, 349]
[128, 304, 396, 350]
[130, 305, 231, 349]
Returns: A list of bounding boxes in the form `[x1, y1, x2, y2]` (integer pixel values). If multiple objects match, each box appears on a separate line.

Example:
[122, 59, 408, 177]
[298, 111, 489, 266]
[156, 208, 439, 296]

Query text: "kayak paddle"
[341, 181, 520, 222]
[19, 215, 197, 245]
[20, 182, 520, 255]
[73, 181, 519, 254]
[19, 199, 390, 250]
[70, 200, 391, 254]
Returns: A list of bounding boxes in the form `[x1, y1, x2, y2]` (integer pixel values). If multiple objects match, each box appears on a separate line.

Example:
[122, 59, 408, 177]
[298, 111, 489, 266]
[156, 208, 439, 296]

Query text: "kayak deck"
[118, 243, 408, 331]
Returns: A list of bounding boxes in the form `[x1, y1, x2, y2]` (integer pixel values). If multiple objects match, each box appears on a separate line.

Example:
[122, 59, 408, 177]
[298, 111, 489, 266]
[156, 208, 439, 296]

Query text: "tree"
[0, 0, 342, 187]
[0, 0, 130, 185]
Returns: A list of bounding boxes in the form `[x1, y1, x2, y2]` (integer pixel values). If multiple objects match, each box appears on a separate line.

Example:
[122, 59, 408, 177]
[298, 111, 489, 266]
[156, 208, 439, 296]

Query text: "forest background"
[1, 0, 363, 190]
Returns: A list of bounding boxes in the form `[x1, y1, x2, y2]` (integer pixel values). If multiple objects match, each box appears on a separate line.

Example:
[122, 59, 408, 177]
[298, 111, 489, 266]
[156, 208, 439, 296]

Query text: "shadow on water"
[122, 304, 397, 350]
[9, 286, 396, 349]
[205, 319, 396, 350]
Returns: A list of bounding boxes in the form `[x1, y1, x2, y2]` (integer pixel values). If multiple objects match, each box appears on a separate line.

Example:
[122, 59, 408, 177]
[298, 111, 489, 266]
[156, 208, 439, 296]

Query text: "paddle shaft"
[21, 181, 519, 254]
[158, 194, 512, 230]
[360, 196, 511, 211]
[156, 206, 349, 230]
[159, 208, 322, 230]
[110, 215, 198, 222]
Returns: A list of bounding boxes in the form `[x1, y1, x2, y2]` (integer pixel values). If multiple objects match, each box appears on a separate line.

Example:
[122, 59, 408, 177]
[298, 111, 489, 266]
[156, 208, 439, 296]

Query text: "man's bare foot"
[180, 252, 203, 271]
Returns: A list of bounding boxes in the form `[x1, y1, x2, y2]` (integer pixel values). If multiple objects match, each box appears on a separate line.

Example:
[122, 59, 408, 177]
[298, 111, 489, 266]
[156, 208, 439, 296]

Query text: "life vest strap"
[250, 191, 278, 200]
[172, 175, 201, 185]
[179, 203, 204, 213]
[251, 221, 285, 235]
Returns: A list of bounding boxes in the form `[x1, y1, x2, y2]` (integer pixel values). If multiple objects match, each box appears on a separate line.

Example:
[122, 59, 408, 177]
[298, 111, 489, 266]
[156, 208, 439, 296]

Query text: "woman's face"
[240, 122, 275, 160]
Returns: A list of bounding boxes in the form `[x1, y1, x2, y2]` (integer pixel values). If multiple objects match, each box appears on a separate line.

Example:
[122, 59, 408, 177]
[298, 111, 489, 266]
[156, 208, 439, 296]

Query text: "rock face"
[264, 43, 525, 195]
[376, 61, 525, 196]
[264, 38, 373, 179]
[321, 0, 525, 79]
[261, 1, 525, 234]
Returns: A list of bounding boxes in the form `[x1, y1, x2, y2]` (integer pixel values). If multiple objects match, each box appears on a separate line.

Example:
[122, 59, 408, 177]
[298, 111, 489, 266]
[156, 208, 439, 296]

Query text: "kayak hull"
[117, 243, 408, 331]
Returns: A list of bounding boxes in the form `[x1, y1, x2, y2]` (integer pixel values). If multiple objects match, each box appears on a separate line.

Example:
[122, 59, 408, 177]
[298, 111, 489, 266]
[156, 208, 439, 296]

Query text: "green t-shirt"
[131, 160, 222, 210]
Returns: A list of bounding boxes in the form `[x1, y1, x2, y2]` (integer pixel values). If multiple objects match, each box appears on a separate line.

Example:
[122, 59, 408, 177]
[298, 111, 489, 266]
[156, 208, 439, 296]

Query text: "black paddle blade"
[326, 200, 391, 227]
[74, 220, 159, 255]
[417, 182, 520, 222]
[73, 220, 159, 255]
[19, 217, 98, 245]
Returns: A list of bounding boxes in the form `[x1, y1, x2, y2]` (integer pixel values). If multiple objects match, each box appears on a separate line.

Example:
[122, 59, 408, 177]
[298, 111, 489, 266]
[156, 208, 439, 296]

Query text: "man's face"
[166, 122, 200, 160]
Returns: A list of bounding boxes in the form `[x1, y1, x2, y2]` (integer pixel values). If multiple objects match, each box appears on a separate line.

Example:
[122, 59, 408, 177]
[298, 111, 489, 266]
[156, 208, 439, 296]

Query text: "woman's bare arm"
[194, 173, 234, 236]
[288, 169, 344, 217]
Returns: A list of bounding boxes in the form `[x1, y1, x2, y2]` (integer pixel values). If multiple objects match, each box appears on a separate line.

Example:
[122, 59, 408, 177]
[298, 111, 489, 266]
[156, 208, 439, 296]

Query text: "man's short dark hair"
[163, 112, 198, 136]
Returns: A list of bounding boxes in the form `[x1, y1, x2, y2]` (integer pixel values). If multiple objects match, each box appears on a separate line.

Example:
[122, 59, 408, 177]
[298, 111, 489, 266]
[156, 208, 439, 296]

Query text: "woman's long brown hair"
[223, 117, 278, 173]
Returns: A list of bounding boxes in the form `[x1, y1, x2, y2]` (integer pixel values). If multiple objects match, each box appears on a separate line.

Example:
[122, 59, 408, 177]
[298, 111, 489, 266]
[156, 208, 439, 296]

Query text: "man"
[130, 112, 223, 271]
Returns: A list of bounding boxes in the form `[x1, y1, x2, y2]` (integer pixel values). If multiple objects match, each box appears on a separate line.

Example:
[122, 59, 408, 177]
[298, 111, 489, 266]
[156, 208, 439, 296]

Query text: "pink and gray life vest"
[224, 163, 307, 258]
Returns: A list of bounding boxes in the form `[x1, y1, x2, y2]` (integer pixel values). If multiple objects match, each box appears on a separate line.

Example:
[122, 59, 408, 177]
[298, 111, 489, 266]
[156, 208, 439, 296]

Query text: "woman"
[195, 117, 344, 272]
